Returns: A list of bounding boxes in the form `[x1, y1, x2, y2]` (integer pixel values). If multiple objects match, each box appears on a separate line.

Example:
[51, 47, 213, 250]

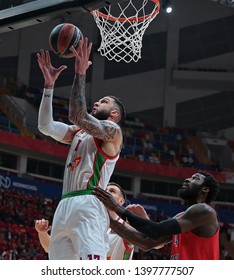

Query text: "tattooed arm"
[69, 73, 121, 139]
[68, 38, 122, 151]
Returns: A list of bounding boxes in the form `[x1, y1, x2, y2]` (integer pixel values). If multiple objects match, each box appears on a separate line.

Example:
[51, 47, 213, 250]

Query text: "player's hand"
[70, 37, 92, 75]
[37, 49, 67, 86]
[126, 204, 150, 219]
[93, 187, 125, 217]
[35, 218, 51, 233]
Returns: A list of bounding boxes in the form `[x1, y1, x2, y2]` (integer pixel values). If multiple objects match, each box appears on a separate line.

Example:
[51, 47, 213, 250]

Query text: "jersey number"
[68, 140, 82, 171]
[80, 254, 100, 260]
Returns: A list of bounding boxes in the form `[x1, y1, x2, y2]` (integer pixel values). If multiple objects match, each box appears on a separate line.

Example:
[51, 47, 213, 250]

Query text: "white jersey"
[107, 217, 134, 260]
[49, 129, 120, 260]
[63, 129, 119, 194]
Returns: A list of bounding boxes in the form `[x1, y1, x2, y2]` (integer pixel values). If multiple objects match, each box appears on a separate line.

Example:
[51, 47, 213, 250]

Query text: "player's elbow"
[38, 124, 51, 136]
[68, 114, 76, 125]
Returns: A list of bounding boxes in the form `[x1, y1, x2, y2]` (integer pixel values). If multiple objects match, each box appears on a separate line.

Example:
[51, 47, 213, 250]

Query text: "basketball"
[49, 23, 83, 58]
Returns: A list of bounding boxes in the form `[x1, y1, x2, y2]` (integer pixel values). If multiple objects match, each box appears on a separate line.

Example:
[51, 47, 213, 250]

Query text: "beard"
[91, 110, 109, 120]
[177, 187, 200, 200]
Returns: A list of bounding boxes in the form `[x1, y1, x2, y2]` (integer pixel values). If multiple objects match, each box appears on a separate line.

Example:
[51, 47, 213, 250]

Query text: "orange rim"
[91, 0, 160, 23]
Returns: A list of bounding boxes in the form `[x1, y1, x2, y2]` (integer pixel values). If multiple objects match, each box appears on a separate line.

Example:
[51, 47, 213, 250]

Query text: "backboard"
[0, 0, 125, 33]
[210, 0, 234, 8]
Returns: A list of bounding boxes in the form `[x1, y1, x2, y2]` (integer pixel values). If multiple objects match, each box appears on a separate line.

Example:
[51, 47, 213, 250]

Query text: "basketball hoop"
[91, 0, 160, 63]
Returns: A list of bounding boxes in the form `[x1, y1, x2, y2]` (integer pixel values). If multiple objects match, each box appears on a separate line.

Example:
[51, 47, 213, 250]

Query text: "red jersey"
[170, 212, 220, 260]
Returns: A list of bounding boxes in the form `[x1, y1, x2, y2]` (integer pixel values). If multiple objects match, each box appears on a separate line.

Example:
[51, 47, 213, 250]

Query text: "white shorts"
[49, 194, 110, 260]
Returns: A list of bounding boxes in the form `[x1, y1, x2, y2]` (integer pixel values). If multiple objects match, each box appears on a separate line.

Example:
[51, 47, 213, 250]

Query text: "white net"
[91, 0, 160, 63]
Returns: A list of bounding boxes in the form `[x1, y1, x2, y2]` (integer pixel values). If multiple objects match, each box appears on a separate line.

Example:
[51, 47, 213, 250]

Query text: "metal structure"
[210, 0, 234, 8]
[0, 0, 124, 33]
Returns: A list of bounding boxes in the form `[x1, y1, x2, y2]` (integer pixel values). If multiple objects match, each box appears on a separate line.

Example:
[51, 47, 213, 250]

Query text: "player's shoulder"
[186, 203, 216, 215]
[101, 120, 123, 142]
[102, 119, 121, 129]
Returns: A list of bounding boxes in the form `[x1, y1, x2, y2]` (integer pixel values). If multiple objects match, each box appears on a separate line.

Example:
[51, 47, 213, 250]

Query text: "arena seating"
[0, 86, 234, 259]
[0, 186, 233, 259]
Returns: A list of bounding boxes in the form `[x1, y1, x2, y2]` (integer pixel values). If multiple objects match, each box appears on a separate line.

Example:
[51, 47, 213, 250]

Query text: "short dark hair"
[108, 95, 126, 122]
[107, 182, 127, 202]
[198, 170, 220, 203]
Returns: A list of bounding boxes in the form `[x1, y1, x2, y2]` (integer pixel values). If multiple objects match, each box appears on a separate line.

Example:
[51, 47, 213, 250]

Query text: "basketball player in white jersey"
[106, 182, 134, 260]
[37, 37, 125, 260]
[35, 183, 134, 260]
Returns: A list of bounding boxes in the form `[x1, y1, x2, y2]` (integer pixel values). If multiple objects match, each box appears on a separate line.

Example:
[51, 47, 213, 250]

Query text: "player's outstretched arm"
[110, 215, 171, 251]
[37, 49, 77, 144]
[68, 38, 92, 128]
[68, 38, 122, 142]
[93, 187, 181, 240]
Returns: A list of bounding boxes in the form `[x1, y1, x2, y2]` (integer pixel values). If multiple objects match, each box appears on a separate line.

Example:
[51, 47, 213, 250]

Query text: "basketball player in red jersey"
[93, 171, 220, 260]
[37, 38, 125, 260]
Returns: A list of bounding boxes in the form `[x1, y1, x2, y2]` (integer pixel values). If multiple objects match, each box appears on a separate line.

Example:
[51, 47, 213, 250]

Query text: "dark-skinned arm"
[110, 217, 172, 251]
[93, 187, 181, 240]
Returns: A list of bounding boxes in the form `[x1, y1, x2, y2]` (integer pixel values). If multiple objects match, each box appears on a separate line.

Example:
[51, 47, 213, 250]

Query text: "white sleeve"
[38, 88, 69, 141]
